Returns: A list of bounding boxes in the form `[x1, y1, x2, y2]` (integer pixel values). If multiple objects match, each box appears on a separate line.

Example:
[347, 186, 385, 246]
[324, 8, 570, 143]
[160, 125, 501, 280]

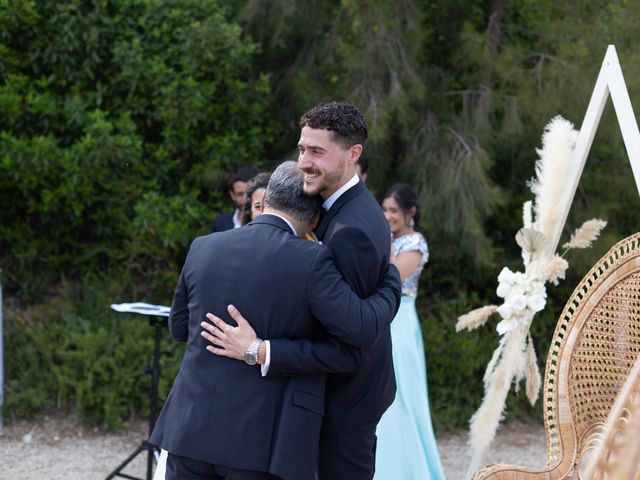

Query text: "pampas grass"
[522, 200, 533, 229]
[525, 334, 541, 405]
[465, 327, 528, 479]
[460, 116, 607, 478]
[456, 305, 498, 332]
[563, 219, 608, 250]
[529, 116, 578, 241]
[543, 255, 569, 285]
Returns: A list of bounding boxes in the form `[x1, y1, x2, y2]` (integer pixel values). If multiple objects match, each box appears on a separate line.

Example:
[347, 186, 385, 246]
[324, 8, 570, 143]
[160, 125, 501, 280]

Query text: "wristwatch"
[243, 338, 264, 365]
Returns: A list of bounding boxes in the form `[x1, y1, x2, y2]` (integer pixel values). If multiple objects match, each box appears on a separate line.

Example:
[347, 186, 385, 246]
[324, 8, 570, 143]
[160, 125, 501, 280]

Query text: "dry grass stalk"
[543, 255, 569, 285]
[529, 116, 578, 241]
[525, 334, 541, 405]
[563, 219, 608, 250]
[456, 305, 498, 332]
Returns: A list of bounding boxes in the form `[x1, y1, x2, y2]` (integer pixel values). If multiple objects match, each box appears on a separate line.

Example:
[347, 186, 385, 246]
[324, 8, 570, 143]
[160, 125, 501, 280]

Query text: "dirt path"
[0, 415, 546, 479]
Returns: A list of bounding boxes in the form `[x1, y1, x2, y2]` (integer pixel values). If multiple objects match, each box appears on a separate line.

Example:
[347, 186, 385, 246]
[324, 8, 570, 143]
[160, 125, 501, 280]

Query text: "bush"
[3, 274, 184, 428]
[0, 0, 271, 427]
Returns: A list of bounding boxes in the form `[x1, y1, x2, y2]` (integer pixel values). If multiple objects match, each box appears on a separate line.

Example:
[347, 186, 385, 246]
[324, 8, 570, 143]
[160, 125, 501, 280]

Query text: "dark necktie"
[315, 207, 332, 241]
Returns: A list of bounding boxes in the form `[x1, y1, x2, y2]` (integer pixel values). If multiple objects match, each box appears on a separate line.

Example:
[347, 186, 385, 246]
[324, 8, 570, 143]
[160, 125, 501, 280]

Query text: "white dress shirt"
[232, 209, 242, 229]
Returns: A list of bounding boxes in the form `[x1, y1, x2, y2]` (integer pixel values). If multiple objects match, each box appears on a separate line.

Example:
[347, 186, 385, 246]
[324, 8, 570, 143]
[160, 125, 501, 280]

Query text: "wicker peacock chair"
[582, 353, 640, 479]
[473, 232, 640, 479]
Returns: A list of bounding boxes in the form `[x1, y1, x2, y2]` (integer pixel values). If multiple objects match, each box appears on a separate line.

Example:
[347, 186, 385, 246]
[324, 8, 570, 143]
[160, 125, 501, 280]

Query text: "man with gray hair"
[150, 161, 401, 480]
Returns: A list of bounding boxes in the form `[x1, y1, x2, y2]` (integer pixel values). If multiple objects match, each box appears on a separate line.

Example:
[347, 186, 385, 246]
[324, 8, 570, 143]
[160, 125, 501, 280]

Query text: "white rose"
[496, 282, 511, 298]
[513, 271, 527, 283]
[496, 303, 513, 319]
[497, 267, 516, 285]
[510, 294, 527, 311]
[527, 294, 546, 312]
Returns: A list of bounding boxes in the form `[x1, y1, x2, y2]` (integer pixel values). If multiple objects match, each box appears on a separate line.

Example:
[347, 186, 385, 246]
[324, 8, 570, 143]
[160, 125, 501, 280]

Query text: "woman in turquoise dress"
[374, 183, 445, 480]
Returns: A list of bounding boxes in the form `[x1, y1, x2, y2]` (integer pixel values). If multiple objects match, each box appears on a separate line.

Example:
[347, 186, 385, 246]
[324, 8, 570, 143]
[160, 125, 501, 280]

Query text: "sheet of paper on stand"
[110, 302, 170, 317]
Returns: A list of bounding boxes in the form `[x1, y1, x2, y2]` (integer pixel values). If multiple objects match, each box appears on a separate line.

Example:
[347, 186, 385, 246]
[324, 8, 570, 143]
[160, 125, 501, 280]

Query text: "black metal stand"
[105, 315, 166, 480]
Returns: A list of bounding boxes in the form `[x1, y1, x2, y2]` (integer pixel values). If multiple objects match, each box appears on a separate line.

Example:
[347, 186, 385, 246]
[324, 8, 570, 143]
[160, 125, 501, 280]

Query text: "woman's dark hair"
[241, 172, 271, 225]
[382, 183, 421, 229]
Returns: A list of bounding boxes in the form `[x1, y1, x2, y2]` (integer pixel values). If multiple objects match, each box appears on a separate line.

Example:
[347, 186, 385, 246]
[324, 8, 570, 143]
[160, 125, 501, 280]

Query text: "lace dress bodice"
[393, 232, 428, 297]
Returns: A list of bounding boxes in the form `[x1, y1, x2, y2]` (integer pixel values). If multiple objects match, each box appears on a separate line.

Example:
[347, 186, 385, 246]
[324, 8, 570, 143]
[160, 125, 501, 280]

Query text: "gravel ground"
[0, 415, 546, 479]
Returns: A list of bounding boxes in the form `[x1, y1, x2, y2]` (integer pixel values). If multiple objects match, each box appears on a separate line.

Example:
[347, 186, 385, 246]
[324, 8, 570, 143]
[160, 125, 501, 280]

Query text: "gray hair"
[265, 161, 322, 221]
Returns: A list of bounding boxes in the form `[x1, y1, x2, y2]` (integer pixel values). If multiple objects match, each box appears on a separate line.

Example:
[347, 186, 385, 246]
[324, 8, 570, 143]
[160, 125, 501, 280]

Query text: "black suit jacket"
[267, 180, 398, 432]
[211, 210, 235, 232]
[149, 214, 400, 479]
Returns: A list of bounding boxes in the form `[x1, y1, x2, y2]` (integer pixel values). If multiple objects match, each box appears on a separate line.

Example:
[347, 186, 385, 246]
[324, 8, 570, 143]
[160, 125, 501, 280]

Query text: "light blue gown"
[374, 232, 445, 480]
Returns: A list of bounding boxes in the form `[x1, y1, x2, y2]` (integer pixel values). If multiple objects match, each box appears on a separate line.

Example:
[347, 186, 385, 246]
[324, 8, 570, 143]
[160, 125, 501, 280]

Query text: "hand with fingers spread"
[201, 304, 264, 363]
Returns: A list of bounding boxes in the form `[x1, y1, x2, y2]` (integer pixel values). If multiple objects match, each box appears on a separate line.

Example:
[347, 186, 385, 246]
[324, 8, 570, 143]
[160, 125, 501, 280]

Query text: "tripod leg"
[147, 444, 156, 480]
[104, 443, 147, 480]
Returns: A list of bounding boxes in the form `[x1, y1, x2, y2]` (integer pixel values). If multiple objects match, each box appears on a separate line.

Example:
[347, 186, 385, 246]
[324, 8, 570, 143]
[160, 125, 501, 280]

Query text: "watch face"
[243, 352, 257, 365]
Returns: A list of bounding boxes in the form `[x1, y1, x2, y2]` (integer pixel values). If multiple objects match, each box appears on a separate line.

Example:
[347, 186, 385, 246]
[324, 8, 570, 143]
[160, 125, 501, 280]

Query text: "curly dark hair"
[299, 101, 368, 148]
[241, 172, 271, 225]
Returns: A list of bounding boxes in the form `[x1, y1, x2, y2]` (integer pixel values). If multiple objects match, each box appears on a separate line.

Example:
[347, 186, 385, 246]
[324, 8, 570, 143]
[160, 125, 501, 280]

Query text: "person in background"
[211, 165, 260, 232]
[355, 155, 369, 183]
[241, 172, 271, 225]
[374, 183, 445, 480]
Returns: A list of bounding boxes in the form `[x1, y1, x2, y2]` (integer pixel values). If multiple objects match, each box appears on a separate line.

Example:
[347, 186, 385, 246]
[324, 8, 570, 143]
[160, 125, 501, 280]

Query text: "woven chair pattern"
[582, 354, 640, 479]
[473, 232, 640, 480]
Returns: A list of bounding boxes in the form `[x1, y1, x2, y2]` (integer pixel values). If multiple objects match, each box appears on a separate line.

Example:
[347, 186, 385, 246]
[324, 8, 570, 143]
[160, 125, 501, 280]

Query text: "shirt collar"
[322, 174, 360, 211]
[263, 213, 298, 237]
[232, 209, 242, 228]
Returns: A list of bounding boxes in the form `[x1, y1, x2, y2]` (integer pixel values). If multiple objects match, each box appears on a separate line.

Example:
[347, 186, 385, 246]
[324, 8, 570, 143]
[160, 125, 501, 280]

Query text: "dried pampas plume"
[529, 116, 578, 242]
[543, 255, 569, 286]
[456, 305, 498, 332]
[525, 334, 541, 405]
[522, 201, 533, 229]
[563, 219, 608, 250]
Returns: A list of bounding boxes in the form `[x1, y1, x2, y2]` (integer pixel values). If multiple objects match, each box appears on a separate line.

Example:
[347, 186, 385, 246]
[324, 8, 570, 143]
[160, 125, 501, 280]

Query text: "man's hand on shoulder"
[201, 305, 266, 363]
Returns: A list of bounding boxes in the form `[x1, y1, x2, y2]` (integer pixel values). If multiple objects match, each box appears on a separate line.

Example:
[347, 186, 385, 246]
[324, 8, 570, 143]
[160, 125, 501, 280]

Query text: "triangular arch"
[546, 45, 640, 255]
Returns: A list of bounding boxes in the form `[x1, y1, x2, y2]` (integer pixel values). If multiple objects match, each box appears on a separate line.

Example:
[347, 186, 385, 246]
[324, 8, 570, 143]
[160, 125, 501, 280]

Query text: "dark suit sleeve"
[168, 268, 189, 342]
[169, 236, 203, 342]
[305, 248, 400, 347]
[268, 337, 361, 374]
[328, 225, 384, 297]
[267, 248, 400, 376]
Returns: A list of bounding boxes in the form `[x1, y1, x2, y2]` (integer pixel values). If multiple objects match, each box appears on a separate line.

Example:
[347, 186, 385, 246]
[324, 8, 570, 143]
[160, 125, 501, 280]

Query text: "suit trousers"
[317, 422, 378, 480]
[166, 453, 281, 480]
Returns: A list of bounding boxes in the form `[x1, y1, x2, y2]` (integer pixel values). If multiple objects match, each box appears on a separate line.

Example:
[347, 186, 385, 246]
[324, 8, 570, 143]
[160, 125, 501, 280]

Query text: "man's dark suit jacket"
[211, 210, 235, 232]
[149, 214, 400, 480]
[267, 180, 398, 432]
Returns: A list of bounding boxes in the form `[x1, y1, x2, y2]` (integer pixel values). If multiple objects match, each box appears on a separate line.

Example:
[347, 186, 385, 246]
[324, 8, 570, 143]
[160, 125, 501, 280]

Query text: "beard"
[303, 161, 346, 198]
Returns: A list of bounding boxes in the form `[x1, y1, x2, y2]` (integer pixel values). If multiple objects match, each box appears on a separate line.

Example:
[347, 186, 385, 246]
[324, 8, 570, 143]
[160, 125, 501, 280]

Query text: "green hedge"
[1, 0, 271, 428]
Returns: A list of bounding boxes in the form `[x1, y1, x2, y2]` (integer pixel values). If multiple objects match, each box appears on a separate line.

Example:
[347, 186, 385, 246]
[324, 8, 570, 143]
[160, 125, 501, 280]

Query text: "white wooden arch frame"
[547, 45, 640, 256]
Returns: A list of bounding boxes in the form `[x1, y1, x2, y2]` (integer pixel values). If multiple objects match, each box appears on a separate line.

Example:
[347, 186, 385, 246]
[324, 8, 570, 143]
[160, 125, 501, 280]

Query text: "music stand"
[105, 302, 170, 480]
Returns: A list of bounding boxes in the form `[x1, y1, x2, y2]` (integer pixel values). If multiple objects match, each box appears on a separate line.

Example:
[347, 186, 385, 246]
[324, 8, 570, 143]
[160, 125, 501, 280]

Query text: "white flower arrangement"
[455, 116, 608, 478]
[494, 268, 546, 335]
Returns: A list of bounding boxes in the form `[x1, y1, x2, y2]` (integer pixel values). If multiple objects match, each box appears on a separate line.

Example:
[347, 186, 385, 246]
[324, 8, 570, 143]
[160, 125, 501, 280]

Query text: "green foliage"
[0, 0, 270, 427]
[0, 0, 272, 302]
[3, 275, 183, 428]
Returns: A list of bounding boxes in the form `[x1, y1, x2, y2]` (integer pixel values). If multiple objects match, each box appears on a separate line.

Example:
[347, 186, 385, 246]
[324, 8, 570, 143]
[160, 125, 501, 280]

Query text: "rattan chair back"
[582, 354, 640, 480]
[473, 232, 640, 479]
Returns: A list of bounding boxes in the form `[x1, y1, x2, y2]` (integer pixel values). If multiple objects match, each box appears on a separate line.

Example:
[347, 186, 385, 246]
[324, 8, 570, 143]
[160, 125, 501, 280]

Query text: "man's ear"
[349, 144, 363, 165]
[228, 189, 235, 201]
[260, 191, 266, 213]
[310, 211, 321, 230]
